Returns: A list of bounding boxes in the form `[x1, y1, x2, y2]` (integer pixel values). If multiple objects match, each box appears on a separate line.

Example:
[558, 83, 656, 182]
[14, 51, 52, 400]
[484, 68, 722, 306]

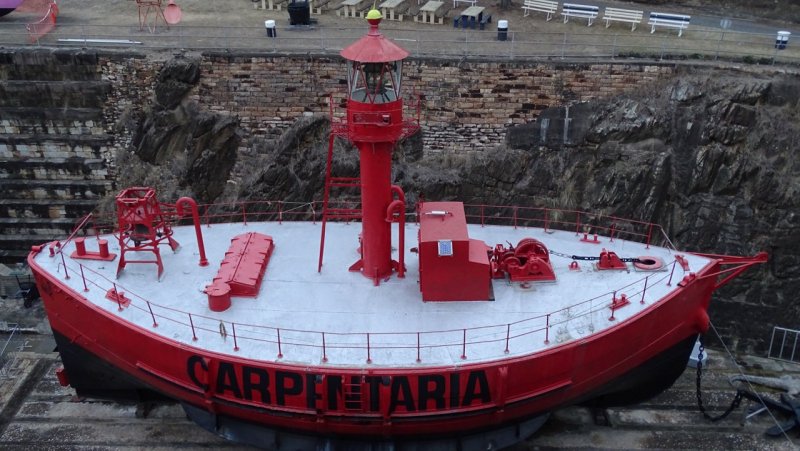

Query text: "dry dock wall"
[0, 48, 674, 261]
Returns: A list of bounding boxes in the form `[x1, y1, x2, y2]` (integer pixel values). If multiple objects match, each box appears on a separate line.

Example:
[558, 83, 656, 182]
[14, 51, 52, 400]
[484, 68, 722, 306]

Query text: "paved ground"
[1, 0, 798, 61]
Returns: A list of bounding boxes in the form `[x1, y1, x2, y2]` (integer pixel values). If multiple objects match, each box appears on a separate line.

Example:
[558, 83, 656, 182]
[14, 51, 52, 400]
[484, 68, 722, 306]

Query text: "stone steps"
[0, 157, 109, 180]
[0, 49, 102, 80]
[0, 80, 111, 109]
[0, 179, 113, 201]
[0, 107, 104, 123]
[0, 49, 114, 265]
[0, 134, 113, 160]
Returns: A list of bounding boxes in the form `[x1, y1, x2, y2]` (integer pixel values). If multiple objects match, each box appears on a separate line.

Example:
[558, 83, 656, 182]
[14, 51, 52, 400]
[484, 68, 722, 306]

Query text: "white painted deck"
[33, 220, 711, 368]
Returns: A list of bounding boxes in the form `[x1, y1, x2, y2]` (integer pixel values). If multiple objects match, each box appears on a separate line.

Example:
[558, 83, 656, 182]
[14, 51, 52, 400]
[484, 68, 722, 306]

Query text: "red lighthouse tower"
[319, 10, 419, 283]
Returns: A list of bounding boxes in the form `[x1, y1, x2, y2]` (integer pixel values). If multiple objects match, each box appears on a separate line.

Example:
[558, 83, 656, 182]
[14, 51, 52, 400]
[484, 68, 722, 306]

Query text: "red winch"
[491, 238, 556, 282]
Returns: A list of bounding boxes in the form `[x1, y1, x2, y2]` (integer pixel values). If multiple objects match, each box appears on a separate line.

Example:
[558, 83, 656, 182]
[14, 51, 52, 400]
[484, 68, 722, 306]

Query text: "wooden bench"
[311, 0, 331, 14]
[648, 12, 690, 37]
[601, 7, 642, 31]
[561, 3, 599, 26]
[521, 0, 557, 21]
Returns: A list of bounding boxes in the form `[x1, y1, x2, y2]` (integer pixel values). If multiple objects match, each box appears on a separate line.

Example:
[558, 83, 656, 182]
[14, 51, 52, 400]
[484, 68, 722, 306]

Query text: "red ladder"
[317, 110, 361, 272]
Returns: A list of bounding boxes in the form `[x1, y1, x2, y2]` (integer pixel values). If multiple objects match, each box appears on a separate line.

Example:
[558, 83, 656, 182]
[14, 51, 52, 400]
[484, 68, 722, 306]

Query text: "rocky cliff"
[58, 58, 800, 353]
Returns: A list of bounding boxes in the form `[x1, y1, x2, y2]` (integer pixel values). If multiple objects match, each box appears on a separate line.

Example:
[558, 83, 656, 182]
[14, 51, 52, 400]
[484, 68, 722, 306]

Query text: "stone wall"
[189, 53, 675, 152]
[0, 48, 675, 262]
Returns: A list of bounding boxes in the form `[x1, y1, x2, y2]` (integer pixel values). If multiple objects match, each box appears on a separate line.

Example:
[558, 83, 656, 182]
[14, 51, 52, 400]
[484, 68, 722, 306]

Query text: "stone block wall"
[190, 54, 675, 152]
[0, 48, 675, 262]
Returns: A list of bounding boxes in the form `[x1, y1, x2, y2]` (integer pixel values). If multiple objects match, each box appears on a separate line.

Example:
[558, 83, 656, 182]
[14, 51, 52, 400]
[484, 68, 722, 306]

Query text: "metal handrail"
[48, 199, 684, 363]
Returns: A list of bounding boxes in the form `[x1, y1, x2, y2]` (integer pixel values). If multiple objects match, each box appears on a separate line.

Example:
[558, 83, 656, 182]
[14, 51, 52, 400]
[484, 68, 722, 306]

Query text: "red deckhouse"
[28, 10, 766, 451]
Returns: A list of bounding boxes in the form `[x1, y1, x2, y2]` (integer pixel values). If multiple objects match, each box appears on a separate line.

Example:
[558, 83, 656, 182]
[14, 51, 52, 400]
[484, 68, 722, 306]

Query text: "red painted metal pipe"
[176, 197, 208, 267]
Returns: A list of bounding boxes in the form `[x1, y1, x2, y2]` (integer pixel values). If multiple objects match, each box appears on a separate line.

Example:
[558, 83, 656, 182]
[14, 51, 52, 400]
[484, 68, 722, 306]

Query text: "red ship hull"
[30, 247, 718, 448]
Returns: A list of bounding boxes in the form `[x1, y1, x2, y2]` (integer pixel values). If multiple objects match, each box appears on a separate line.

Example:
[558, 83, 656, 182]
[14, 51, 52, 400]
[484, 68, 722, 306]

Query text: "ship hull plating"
[32, 250, 718, 448]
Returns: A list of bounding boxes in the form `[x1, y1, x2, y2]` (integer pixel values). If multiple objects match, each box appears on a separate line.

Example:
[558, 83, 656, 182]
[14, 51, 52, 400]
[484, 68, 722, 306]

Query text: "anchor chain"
[549, 250, 643, 263]
[695, 335, 744, 422]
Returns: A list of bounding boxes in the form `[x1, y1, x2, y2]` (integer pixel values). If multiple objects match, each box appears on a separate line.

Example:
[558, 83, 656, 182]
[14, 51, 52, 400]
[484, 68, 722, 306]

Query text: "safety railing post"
[277, 328, 283, 358]
[232, 323, 240, 351]
[416, 332, 421, 363]
[366, 333, 372, 364]
[513, 207, 518, 229]
[544, 314, 550, 344]
[242, 204, 248, 225]
[189, 313, 197, 341]
[668, 260, 677, 286]
[322, 332, 328, 362]
[609, 291, 617, 321]
[646, 223, 653, 249]
[147, 301, 158, 328]
[79, 264, 89, 292]
[641, 276, 649, 304]
[113, 283, 122, 311]
[461, 329, 467, 360]
[504, 323, 510, 354]
[60, 252, 70, 279]
[480, 205, 485, 227]
[544, 207, 549, 232]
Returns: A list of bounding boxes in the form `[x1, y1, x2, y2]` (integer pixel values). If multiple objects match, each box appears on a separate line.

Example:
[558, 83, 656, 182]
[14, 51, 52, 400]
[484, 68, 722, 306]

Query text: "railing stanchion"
[610, 222, 615, 242]
[576, 211, 581, 235]
[416, 332, 421, 363]
[113, 282, 122, 311]
[544, 314, 550, 344]
[147, 301, 158, 328]
[277, 328, 283, 358]
[322, 332, 328, 363]
[461, 329, 467, 360]
[609, 291, 617, 321]
[189, 313, 197, 341]
[79, 264, 89, 292]
[646, 223, 653, 249]
[232, 323, 240, 351]
[504, 323, 510, 354]
[60, 251, 70, 279]
[366, 333, 372, 364]
[278, 201, 283, 224]
[544, 207, 549, 232]
[513, 207, 518, 229]
[242, 204, 248, 225]
[641, 276, 649, 304]
[668, 260, 677, 286]
[480, 205, 485, 227]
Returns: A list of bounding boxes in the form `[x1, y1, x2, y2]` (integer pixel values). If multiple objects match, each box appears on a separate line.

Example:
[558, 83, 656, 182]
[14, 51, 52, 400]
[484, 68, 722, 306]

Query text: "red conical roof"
[340, 15, 409, 63]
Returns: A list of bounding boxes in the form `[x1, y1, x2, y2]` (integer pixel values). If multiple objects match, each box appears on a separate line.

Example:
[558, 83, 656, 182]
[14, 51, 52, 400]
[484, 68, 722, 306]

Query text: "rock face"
[53, 60, 800, 353]
[123, 56, 241, 204]
[399, 70, 797, 354]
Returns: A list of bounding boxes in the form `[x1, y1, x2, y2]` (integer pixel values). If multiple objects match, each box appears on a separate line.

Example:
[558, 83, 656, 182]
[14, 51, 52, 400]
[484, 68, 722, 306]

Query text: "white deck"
[33, 220, 711, 368]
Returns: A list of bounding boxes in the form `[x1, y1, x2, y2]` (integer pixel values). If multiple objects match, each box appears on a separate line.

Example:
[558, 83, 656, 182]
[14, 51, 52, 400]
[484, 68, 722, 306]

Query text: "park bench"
[601, 7, 642, 31]
[647, 12, 690, 37]
[521, 0, 558, 21]
[479, 13, 492, 30]
[311, 0, 331, 14]
[561, 3, 598, 26]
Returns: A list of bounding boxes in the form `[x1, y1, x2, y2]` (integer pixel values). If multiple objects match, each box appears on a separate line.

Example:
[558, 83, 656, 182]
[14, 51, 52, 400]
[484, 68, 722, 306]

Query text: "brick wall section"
[185, 54, 675, 152]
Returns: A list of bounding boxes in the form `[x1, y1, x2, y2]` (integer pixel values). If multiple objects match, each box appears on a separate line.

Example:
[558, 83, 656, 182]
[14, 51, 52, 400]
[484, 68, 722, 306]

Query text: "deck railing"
[81, 199, 676, 250]
[48, 199, 684, 364]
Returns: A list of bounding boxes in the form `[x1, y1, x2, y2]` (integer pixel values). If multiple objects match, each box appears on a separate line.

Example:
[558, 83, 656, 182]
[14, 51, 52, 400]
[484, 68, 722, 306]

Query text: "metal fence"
[768, 326, 800, 364]
[0, 324, 29, 380]
[0, 21, 798, 65]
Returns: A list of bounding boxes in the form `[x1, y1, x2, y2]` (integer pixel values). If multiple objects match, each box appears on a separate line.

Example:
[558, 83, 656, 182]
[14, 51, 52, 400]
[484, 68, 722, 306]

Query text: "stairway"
[0, 50, 115, 263]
